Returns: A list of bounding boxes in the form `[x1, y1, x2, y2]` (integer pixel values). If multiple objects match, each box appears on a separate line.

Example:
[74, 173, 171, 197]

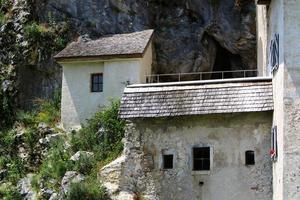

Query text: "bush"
[71, 100, 125, 161]
[16, 111, 36, 127]
[6, 157, 25, 184]
[39, 141, 71, 181]
[72, 155, 96, 175]
[0, 184, 23, 200]
[24, 22, 54, 41]
[66, 179, 109, 200]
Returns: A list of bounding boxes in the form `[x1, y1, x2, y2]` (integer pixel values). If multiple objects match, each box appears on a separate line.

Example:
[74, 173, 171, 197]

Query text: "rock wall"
[1, 0, 257, 108]
[101, 112, 273, 200]
[38, 0, 257, 74]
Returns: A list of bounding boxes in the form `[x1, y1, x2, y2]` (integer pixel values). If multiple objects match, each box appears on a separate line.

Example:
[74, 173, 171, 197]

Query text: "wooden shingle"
[119, 79, 274, 119]
[55, 29, 154, 61]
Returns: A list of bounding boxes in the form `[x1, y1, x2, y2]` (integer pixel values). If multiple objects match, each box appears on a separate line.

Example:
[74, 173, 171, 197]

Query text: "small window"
[163, 154, 173, 169]
[245, 150, 255, 165]
[91, 73, 103, 92]
[271, 126, 278, 161]
[193, 147, 210, 171]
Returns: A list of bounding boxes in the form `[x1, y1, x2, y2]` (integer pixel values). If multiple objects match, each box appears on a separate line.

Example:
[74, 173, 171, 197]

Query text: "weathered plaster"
[102, 112, 273, 200]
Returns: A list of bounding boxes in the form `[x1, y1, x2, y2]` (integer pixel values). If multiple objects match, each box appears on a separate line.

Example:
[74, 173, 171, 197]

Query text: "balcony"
[146, 69, 258, 83]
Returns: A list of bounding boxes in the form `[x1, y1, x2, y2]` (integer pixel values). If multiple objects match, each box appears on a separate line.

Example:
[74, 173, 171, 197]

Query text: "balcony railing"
[146, 69, 258, 83]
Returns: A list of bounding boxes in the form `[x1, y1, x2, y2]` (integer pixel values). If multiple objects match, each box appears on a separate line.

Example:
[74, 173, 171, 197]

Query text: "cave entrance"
[211, 43, 242, 79]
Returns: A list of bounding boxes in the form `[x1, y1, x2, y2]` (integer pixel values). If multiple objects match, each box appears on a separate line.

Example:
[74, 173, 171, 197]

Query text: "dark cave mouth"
[211, 42, 243, 79]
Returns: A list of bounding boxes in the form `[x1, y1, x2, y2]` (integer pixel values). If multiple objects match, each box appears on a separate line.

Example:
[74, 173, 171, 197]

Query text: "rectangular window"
[245, 150, 255, 165]
[91, 73, 103, 92]
[163, 154, 173, 169]
[193, 147, 210, 171]
[271, 126, 278, 162]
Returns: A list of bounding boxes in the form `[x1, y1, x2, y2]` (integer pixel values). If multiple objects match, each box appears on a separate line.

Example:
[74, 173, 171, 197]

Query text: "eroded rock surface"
[38, 0, 256, 76]
[1, 0, 257, 108]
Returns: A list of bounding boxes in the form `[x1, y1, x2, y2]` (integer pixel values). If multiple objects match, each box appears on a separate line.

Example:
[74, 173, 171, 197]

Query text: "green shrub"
[6, 157, 25, 184]
[24, 22, 54, 41]
[39, 141, 71, 180]
[72, 155, 96, 175]
[0, 184, 23, 200]
[71, 100, 125, 161]
[31, 91, 61, 126]
[66, 178, 109, 200]
[23, 128, 39, 158]
[16, 111, 36, 127]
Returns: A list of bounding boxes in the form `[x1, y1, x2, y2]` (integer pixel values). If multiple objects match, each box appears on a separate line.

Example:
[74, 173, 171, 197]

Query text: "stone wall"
[101, 112, 273, 200]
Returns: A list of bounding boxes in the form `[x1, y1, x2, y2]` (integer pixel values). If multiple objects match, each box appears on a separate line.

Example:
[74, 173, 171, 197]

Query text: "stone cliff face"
[1, 0, 257, 108]
[38, 0, 256, 73]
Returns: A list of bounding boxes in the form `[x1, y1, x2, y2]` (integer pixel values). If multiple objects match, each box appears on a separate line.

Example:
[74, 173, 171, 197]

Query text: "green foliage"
[39, 141, 71, 180]
[72, 155, 96, 175]
[6, 157, 25, 184]
[71, 100, 125, 161]
[24, 22, 54, 41]
[0, 75, 15, 130]
[16, 111, 36, 127]
[66, 178, 110, 200]
[0, 183, 23, 200]
[0, 99, 124, 199]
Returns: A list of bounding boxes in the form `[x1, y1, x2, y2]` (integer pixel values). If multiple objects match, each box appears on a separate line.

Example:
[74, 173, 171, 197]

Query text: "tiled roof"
[55, 29, 154, 61]
[119, 78, 273, 119]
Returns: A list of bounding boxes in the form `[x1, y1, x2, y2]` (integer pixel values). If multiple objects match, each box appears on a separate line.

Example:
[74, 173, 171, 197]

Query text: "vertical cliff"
[0, 0, 257, 115]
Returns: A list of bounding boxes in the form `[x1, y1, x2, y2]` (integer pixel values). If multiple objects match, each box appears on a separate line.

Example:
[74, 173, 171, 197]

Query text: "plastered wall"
[122, 112, 273, 200]
[60, 50, 152, 129]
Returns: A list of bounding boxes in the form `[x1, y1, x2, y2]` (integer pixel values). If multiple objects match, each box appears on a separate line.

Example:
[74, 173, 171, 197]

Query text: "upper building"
[55, 29, 154, 129]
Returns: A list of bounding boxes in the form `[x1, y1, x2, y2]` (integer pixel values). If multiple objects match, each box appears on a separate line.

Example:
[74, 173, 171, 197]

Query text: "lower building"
[101, 77, 274, 200]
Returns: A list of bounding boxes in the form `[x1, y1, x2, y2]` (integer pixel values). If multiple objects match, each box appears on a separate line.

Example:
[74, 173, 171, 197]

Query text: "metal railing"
[145, 69, 258, 83]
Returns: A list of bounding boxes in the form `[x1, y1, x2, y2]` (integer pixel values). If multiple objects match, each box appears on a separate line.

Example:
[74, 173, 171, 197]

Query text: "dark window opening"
[212, 42, 243, 79]
[163, 154, 173, 169]
[245, 150, 255, 165]
[91, 73, 103, 92]
[193, 147, 210, 171]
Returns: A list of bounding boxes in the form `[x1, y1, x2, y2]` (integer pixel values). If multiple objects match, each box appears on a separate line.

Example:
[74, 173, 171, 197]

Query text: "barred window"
[193, 147, 210, 171]
[91, 73, 103, 92]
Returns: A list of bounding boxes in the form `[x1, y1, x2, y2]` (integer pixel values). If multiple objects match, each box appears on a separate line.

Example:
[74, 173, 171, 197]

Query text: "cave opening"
[211, 42, 243, 79]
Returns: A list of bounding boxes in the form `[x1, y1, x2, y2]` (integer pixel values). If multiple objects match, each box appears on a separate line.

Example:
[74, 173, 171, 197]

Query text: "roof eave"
[55, 53, 144, 63]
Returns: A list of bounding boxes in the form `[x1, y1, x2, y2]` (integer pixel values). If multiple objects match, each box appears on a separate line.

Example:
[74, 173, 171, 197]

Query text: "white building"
[55, 30, 154, 129]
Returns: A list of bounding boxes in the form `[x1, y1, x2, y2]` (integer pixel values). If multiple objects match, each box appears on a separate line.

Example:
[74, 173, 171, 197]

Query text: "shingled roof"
[55, 29, 154, 61]
[119, 78, 274, 119]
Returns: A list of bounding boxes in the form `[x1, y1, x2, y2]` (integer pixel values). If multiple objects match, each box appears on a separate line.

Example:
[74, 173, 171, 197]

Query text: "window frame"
[191, 146, 213, 175]
[160, 149, 176, 171]
[90, 73, 103, 93]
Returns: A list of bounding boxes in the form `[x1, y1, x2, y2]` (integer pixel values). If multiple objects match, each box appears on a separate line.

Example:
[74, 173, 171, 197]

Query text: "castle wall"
[121, 112, 273, 200]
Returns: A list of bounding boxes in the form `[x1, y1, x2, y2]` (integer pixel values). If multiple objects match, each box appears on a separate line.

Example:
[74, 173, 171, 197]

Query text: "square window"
[193, 147, 210, 171]
[91, 74, 103, 92]
[163, 154, 173, 169]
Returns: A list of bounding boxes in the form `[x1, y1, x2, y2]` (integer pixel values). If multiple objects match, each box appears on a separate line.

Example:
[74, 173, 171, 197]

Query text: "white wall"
[60, 47, 152, 129]
[261, 0, 300, 199]
[263, 0, 285, 199]
[282, 0, 300, 199]
[256, 5, 268, 76]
